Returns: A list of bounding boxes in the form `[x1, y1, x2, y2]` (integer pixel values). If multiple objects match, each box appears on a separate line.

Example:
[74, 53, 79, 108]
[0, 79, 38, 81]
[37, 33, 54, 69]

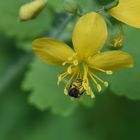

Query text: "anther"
[97, 84, 102, 92]
[104, 82, 109, 87]
[67, 66, 72, 74]
[90, 91, 95, 98]
[57, 76, 61, 85]
[57, 72, 69, 85]
[73, 60, 78, 66]
[62, 62, 67, 66]
[106, 70, 113, 75]
[64, 87, 68, 95]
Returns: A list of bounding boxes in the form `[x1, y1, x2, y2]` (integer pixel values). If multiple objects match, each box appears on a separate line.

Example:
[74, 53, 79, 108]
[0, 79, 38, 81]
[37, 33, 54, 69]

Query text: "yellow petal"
[87, 51, 133, 71]
[108, 0, 140, 28]
[32, 38, 75, 66]
[72, 12, 107, 60]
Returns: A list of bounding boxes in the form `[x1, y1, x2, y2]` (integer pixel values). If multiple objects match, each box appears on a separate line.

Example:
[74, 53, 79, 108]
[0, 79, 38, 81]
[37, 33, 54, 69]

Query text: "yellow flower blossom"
[32, 12, 133, 98]
[108, 0, 140, 28]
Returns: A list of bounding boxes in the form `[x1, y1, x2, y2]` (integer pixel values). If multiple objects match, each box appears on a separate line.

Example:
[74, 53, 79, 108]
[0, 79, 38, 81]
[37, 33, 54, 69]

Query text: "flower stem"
[54, 15, 75, 39]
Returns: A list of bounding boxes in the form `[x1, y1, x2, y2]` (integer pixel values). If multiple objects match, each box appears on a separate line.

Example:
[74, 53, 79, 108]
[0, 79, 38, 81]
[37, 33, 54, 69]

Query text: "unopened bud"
[19, 0, 47, 21]
[107, 21, 124, 50]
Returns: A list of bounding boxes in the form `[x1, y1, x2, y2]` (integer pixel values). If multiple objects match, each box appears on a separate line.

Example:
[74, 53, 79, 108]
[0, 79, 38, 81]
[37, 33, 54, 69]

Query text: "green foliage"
[49, 0, 65, 12]
[0, 0, 54, 40]
[111, 27, 140, 99]
[1, 79, 140, 140]
[1, 0, 140, 139]
[22, 59, 94, 116]
[22, 59, 78, 116]
[0, 35, 30, 92]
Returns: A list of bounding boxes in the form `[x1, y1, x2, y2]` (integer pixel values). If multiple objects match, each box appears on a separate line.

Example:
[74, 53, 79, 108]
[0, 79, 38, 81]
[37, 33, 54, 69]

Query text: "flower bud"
[107, 20, 124, 50]
[19, 0, 47, 21]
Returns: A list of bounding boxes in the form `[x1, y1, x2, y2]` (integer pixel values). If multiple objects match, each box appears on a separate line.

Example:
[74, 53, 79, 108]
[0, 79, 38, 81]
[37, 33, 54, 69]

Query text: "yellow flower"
[108, 0, 140, 28]
[32, 12, 133, 98]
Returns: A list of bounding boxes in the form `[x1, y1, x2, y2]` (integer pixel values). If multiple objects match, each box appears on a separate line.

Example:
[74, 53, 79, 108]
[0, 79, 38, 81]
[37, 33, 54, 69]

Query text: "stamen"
[62, 53, 78, 66]
[82, 65, 92, 95]
[57, 77, 61, 85]
[90, 72, 109, 87]
[64, 87, 68, 95]
[66, 60, 79, 75]
[57, 72, 68, 85]
[82, 82, 90, 95]
[106, 70, 113, 75]
[73, 60, 78, 66]
[97, 84, 102, 92]
[90, 90, 95, 98]
[89, 72, 102, 92]
[94, 67, 106, 72]
[67, 65, 73, 74]
[62, 62, 67, 66]
[76, 71, 80, 79]
[94, 67, 113, 75]
[104, 82, 109, 87]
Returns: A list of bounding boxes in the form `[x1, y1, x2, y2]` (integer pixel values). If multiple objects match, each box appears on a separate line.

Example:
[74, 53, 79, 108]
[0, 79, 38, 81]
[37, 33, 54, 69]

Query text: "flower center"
[57, 55, 113, 98]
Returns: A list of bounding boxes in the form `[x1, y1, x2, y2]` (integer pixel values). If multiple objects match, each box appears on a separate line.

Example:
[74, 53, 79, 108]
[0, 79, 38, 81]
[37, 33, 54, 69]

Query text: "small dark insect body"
[68, 79, 85, 98]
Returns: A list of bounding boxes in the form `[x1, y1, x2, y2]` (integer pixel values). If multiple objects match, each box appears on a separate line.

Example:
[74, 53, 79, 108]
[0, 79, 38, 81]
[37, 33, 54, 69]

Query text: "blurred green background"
[0, 0, 140, 140]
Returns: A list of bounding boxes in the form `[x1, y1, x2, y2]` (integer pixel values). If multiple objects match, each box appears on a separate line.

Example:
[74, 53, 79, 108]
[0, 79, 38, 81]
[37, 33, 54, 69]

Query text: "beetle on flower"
[32, 12, 133, 98]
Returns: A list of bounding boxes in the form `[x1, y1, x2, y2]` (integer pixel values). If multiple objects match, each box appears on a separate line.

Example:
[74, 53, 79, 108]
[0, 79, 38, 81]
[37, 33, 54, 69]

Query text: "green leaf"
[0, 0, 55, 40]
[111, 27, 140, 99]
[22, 59, 78, 116]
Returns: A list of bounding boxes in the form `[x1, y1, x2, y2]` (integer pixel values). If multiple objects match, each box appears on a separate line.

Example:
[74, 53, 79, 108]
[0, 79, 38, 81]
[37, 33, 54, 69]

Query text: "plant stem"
[54, 14, 75, 39]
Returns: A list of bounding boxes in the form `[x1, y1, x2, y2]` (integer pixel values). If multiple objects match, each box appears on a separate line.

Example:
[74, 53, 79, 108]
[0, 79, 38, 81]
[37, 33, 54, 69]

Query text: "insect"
[68, 79, 85, 98]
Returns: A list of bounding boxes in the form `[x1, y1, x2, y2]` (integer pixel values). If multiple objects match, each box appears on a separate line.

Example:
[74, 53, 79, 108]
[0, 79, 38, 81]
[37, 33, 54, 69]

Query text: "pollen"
[106, 71, 113, 75]
[104, 82, 109, 87]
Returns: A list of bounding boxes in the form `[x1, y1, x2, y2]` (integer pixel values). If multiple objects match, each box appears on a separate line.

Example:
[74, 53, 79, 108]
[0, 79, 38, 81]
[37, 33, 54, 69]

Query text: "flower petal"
[87, 51, 133, 71]
[32, 38, 75, 66]
[72, 12, 107, 60]
[108, 0, 140, 28]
